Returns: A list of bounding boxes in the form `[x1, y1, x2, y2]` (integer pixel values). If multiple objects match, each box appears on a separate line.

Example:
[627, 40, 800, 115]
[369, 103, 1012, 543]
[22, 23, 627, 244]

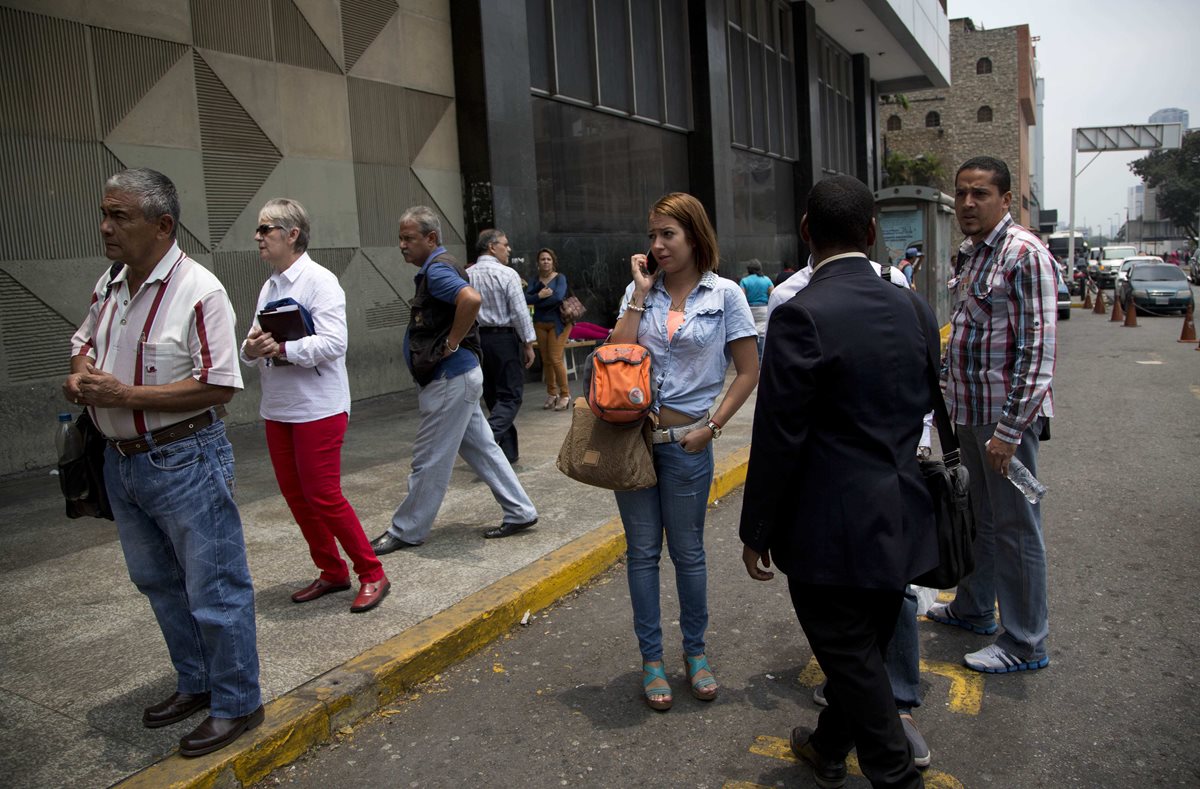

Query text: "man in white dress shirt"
[468, 229, 536, 464]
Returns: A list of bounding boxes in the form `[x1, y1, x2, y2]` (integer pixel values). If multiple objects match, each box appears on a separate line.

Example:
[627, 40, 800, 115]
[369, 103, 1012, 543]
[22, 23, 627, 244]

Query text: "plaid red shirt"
[943, 215, 1056, 443]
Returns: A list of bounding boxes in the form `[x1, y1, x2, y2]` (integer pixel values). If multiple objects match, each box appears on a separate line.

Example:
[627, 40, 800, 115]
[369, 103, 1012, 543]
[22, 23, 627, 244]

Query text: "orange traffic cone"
[1082, 286, 1093, 309]
[1123, 299, 1139, 327]
[1110, 293, 1125, 322]
[1179, 303, 1197, 343]
[1092, 288, 1106, 315]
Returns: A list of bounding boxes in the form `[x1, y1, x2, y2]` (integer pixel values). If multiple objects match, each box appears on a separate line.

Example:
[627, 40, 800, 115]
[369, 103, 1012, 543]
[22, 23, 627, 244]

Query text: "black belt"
[110, 407, 226, 456]
[478, 326, 515, 334]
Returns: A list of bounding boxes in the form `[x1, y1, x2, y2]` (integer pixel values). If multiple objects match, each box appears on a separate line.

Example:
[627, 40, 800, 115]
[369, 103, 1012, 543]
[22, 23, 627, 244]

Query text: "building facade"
[878, 17, 1036, 226]
[0, 0, 948, 474]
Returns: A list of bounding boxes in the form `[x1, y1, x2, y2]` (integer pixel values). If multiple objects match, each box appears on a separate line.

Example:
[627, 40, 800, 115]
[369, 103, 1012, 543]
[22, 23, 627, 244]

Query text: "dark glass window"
[527, 0, 552, 92]
[976, 57, 992, 75]
[977, 105, 993, 122]
[727, 0, 796, 159]
[925, 111, 941, 128]
[554, 0, 594, 102]
[887, 114, 902, 131]
[526, 0, 688, 132]
[532, 97, 689, 234]
[817, 30, 854, 174]
[661, 0, 690, 127]
[631, 0, 662, 121]
[595, 0, 632, 112]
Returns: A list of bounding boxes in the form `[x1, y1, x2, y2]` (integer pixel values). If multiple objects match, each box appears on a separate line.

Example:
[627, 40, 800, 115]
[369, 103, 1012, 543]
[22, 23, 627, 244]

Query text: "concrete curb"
[116, 446, 753, 789]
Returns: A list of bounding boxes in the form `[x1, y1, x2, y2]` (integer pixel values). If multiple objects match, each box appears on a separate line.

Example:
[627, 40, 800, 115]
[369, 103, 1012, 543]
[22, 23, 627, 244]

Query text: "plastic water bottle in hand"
[1006, 457, 1046, 504]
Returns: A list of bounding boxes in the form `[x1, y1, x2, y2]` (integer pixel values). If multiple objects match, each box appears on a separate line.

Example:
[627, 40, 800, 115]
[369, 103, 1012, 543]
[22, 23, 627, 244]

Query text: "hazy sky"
[948, 0, 1200, 236]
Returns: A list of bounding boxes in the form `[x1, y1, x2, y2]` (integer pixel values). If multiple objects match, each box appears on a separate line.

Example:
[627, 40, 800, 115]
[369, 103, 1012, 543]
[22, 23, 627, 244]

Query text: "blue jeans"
[885, 586, 920, 711]
[104, 418, 261, 719]
[389, 366, 537, 544]
[952, 421, 1049, 660]
[614, 441, 714, 661]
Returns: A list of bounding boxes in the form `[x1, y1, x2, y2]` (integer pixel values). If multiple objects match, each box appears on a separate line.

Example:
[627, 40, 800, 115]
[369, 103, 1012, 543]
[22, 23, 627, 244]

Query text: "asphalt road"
[256, 305, 1200, 788]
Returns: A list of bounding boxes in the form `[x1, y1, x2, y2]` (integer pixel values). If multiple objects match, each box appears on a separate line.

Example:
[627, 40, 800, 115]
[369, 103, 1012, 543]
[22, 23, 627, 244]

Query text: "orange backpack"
[584, 344, 655, 424]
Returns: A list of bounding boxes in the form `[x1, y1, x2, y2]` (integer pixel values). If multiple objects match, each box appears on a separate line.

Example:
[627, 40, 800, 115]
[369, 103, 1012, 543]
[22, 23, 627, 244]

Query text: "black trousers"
[479, 329, 524, 462]
[788, 579, 923, 789]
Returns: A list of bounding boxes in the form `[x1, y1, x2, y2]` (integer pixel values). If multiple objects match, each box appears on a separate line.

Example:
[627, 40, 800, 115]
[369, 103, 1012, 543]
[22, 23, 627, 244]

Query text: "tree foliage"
[1129, 131, 1200, 239]
[883, 151, 945, 189]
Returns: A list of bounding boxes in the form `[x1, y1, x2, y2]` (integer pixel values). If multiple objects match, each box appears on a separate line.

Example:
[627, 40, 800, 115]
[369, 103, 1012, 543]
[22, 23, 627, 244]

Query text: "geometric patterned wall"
[0, 0, 465, 474]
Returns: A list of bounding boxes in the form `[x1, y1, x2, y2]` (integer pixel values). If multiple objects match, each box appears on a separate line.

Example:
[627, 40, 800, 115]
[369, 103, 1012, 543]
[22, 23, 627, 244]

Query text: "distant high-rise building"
[1128, 184, 1145, 221]
[1149, 107, 1188, 128]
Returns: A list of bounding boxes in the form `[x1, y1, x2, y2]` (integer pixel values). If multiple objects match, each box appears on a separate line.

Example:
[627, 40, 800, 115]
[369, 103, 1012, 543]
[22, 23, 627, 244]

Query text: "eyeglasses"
[255, 224, 285, 236]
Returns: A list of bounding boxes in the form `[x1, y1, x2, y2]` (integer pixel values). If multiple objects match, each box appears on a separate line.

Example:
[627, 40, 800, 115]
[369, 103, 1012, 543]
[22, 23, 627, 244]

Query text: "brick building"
[879, 17, 1037, 226]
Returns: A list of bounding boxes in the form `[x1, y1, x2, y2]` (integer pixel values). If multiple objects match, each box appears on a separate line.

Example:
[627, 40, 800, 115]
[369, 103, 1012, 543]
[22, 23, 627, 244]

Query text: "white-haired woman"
[240, 198, 388, 613]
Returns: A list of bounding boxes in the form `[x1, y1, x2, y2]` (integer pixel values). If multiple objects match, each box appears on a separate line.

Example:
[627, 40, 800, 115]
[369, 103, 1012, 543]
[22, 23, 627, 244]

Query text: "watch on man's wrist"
[705, 420, 722, 439]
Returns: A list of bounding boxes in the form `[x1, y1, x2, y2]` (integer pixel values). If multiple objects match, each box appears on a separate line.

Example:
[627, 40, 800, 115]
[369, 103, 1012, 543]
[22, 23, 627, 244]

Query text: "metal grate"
[194, 53, 282, 246]
[212, 250, 268, 337]
[341, 0, 397, 72]
[91, 27, 187, 136]
[353, 162, 410, 247]
[191, 0, 273, 61]
[0, 137, 122, 261]
[347, 77, 406, 164]
[272, 0, 341, 74]
[404, 87, 453, 160]
[0, 271, 76, 383]
[0, 7, 94, 140]
[309, 247, 355, 278]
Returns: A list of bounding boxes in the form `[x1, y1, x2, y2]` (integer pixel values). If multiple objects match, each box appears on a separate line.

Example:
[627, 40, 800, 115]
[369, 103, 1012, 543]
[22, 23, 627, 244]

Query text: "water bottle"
[56, 412, 85, 463]
[1006, 457, 1046, 504]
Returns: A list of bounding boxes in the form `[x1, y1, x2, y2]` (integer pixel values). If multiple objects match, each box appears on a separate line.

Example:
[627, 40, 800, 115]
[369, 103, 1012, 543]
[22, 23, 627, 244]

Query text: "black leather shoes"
[370, 531, 420, 555]
[143, 691, 211, 729]
[790, 726, 847, 789]
[179, 705, 265, 757]
[483, 518, 538, 539]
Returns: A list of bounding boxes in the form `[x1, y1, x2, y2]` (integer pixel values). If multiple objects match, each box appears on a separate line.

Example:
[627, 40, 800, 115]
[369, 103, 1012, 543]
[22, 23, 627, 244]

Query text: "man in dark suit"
[740, 175, 938, 789]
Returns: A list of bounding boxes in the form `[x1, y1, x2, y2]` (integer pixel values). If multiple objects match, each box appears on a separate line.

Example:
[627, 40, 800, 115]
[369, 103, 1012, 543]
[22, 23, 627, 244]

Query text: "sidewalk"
[0, 377, 756, 789]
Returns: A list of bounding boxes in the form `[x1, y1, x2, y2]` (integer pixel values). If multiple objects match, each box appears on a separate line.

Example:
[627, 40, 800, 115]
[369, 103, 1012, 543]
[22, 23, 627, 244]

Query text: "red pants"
[265, 414, 384, 584]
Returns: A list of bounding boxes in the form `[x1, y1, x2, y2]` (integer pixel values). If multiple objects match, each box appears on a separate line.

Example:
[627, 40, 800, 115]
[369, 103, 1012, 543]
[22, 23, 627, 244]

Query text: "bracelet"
[626, 302, 646, 313]
[446, 340, 460, 353]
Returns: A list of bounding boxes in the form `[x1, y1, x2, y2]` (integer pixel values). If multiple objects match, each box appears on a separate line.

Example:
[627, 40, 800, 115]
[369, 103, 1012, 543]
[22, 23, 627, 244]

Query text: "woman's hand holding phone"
[630, 250, 659, 296]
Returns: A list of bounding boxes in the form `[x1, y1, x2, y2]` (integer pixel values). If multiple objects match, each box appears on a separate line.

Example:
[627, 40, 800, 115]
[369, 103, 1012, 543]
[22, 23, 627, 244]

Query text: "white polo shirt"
[71, 242, 243, 439]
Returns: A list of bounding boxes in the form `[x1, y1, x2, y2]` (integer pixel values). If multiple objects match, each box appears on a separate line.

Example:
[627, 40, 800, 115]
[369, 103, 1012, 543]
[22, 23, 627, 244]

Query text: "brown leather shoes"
[291, 578, 352, 603]
[143, 691, 211, 729]
[179, 705, 265, 757]
[350, 577, 390, 613]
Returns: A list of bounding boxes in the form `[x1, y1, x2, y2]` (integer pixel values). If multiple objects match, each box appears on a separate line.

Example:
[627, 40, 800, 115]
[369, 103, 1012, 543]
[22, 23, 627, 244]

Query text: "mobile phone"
[645, 250, 658, 275]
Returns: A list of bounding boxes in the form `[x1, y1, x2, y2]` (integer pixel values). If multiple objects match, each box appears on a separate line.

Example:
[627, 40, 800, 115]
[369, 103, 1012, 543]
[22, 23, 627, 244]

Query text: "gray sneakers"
[810, 683, 931, 768]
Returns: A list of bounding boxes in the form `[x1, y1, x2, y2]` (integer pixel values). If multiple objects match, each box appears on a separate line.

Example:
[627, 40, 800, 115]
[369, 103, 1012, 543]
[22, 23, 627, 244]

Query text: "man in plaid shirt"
[926, 156, 1057, 675]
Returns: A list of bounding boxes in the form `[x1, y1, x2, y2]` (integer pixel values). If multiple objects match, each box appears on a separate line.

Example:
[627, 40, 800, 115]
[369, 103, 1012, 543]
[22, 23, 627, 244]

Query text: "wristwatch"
[705, 420, 722, 439]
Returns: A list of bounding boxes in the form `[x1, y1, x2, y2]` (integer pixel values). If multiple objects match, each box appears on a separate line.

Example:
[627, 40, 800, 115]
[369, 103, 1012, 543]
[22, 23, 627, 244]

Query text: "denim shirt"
[618, 271, 756, 419]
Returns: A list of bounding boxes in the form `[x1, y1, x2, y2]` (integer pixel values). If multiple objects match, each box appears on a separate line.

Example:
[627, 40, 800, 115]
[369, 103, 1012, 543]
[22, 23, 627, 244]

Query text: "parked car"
[1057, 277, 1071, 320]
[1089, 245, 1138, 288]
[1116, 263, 1195, 315]
[1115, 256, 1164, 290]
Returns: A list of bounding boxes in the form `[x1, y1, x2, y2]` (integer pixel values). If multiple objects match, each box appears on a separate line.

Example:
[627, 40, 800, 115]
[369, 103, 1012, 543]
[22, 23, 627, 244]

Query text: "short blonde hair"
[260, 198, 310, 252]
[649, 192, 719, 273]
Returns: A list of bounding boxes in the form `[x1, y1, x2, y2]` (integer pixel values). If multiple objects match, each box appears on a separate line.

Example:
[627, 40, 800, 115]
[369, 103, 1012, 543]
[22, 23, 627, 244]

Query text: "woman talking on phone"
[609, 192, 759, 710]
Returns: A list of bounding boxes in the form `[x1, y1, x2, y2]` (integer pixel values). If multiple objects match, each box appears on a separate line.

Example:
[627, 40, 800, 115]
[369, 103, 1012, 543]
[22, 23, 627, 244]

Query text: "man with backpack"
[369, 206, 537, 553]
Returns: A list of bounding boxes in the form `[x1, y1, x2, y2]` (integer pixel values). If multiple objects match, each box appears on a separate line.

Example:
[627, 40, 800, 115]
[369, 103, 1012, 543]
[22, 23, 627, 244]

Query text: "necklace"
[670, 297, 687, 312]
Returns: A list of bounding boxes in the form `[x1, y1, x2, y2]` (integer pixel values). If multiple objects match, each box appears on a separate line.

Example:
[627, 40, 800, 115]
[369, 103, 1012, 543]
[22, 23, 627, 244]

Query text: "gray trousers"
[388, 366, 537, 544]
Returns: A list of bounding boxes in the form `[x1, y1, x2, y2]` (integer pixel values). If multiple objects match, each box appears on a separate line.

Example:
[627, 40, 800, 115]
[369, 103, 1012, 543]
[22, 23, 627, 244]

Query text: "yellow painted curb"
[117, 447, 753, 789]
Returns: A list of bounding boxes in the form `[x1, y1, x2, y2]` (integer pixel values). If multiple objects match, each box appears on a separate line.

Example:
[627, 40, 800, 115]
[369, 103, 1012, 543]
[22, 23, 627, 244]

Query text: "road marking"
[796, 656, 983, 715]
[748, 735, 965, 788]
[1136, 360, 1163, 365]
[1192, 385, 1200, 401]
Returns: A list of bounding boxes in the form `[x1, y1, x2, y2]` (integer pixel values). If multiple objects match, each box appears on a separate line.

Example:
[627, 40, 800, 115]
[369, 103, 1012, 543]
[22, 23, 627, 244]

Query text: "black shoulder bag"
[906, 292, 976, 589]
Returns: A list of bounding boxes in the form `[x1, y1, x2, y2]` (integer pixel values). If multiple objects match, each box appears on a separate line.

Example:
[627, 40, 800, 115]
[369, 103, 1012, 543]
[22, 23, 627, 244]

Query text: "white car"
[1090, 245, 1138, 287]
